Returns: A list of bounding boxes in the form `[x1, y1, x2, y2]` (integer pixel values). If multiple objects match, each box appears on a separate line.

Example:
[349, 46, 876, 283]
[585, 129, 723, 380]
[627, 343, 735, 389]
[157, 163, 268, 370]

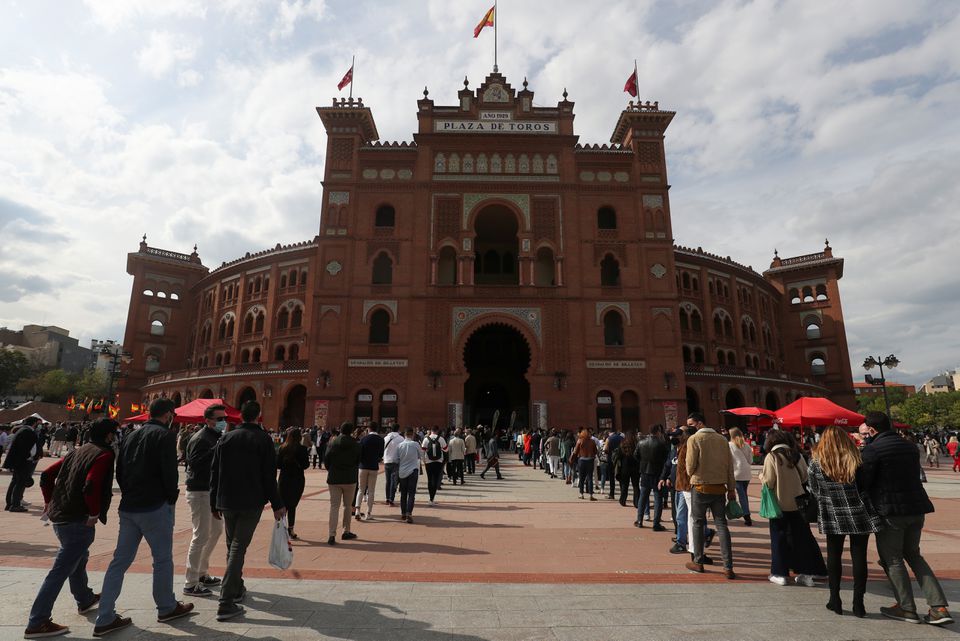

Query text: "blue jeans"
[96, 505, 176, 626]
[735, 480, 751, 517]
[577, 458, 595, 495]
[674, 491, 688, 546]
[384, 463, 399, 503]
[28, 522, 97, 628]
[637, 473, 664, 525]
[399, 471, 418, 516]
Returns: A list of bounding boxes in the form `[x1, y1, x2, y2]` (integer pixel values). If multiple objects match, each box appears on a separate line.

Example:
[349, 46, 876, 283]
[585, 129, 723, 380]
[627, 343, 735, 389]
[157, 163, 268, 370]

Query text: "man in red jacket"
[24, 419, 119, 639]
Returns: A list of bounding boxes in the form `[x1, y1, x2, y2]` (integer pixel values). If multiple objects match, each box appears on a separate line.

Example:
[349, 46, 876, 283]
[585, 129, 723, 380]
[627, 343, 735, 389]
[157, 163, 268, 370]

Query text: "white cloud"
[137, 32, 200, 78]
[82, 0, 207, 30]
[178, 69, 203, 87]
[270, 0, 326, 40]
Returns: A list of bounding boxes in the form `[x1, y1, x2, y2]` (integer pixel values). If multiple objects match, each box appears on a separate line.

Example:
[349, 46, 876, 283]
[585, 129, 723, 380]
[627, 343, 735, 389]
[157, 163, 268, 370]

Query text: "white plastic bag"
[268, 515, 293, 570]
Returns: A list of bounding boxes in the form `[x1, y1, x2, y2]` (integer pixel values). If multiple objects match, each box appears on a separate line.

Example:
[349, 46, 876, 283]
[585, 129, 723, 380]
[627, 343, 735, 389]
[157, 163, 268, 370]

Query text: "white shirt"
[397, 439, 423, 479]
[383, 431, 404, 464]
[448, 436, 466, 460]
[421, 434, 448, 462]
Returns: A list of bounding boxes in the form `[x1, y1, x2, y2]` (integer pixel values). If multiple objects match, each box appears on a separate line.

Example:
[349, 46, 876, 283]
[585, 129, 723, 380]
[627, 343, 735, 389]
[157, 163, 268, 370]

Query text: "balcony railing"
[145, 360, 310, 386]
[683, 363, 824, 387]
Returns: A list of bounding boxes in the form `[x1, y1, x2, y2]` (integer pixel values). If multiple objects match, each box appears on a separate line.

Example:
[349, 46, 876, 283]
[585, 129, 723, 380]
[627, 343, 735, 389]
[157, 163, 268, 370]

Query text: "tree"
[17, 369, 72, 403]
[0, 349, 31, 395]
[74, 368, 109, 401]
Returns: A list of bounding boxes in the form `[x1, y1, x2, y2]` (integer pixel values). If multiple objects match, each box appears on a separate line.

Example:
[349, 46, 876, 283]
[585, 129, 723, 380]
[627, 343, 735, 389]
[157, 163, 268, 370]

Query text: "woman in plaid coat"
[809, 426, 881, 618]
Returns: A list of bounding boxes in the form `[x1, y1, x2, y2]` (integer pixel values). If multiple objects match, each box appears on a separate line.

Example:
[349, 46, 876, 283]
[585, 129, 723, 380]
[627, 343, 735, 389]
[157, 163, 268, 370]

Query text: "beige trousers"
[355, 469, 379, 515]
[328, 484, 355, 537]
[185, 490, 223, 586]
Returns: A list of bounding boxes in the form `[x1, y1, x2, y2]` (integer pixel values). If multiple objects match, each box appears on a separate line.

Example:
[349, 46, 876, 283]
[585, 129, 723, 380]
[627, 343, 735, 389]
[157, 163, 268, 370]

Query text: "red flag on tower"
[474, 5, 495, 38]
[337, 65, 353, 91]
[623, 68, 638, 97]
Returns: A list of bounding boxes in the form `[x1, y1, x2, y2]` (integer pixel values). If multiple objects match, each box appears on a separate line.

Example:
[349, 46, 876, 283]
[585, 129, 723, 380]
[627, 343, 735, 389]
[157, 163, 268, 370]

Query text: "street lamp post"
[862, 354, 900, 421]
[93, 341, 132, 417]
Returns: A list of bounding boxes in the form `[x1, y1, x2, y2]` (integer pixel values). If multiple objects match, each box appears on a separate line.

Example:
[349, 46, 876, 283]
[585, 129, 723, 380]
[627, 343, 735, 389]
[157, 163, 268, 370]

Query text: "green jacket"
[324, 434, 361, 485]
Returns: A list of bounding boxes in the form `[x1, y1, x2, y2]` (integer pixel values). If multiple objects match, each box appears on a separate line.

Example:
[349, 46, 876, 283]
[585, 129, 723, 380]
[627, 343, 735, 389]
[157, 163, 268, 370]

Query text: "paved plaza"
[2, 456, 959, 640]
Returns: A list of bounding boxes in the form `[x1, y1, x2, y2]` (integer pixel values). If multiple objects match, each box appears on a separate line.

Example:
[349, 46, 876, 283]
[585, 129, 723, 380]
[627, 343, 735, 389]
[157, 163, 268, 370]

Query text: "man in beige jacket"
[684, 412, 737, 579]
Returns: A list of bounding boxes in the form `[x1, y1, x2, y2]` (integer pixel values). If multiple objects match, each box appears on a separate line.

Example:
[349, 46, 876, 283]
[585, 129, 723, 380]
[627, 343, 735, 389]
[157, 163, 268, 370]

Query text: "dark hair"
[765, 429, 800, 467]
[282, 427, 301, 449]
[149, 398, 176, 419]
[203, 403, 227, 420]
[88, 418, 119, 444]
[240, 400, 260, 422]
[621, 432, 637, 456]
[687, 412, 705, 425]
[22, 416, 40, 427]
[865, 410, 891, 433]
[649, 423, 665, 437]
[405, 428, 415, 437]
[340, 421, 355, 434]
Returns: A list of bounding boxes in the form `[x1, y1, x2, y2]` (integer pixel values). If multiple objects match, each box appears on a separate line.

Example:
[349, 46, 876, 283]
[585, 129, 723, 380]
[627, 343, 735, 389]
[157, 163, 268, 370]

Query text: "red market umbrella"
[122, 399, 242, 425]
[774, 397, 864, 429]
[721, 407, 777, 418]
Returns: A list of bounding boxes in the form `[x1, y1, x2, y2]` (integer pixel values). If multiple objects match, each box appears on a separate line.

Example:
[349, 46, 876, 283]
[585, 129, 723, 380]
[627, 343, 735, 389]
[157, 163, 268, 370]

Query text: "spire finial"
[423, 86, 429, 98]
[825, 238, 831, 248]
[774, 248, 779, 258]
[463, 76, 469, 88]
[522, 77, 528, 89]
[142, 233, 147, 243]
[562, 87, 568, 100]
[193, 244, 198, 253]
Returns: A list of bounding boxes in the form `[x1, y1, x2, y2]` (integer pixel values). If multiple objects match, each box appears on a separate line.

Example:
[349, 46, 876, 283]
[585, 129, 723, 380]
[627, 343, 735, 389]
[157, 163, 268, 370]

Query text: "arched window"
[694, 347, 705, 363]
[603, 310, 625, 346]
[597, 206, 617, 230]
[278, 308, 289, 330]
[215, 353, 223, 366]
[708, 281, 714, 295]
[682, 345, 692, 363]
[291, 306, 303, 328]
[811, 355, 826, 376]
[815, 284, 828, 301]
[682, 272, 691, 289]
[241, 349, 250, 364]
[789, 288, 801, 304]
[223, 352, 231, 365]
[263, 276, 269, 292]
[375, 205, 396, 227]
[254, 277, 262, 293]
[288, 344, 299, 360]
[226, 318, 234, 337]
[483, 249, 500, 274]
[717, 350, 726, 365]
[691, 310, 702, 332]
[143, 289, 154, 296]
[714, 314, 723, 336]
[275, 345, 286, 361]
[535, 247, 555, 286]
[244, 314, 254, 334]
[727, 350, 736, 364]
[150, 320, 164, 336]
[437, 246, 458, 285]
[218, 319, 227, 340]
[156, 291, 167, 298]
[252, 348, 261, 363]
[679, 308, 690, 331]
[369, 309, 390, 344]
[724, 316, 734, 338]
[300, 270, 307, 286]
[805, 320, 822, 340]
[247, 281, 254, 296]
[254, 312, 264, 333]
[145, 354, 160, 372]
[749, 325, 757, 344]
[372, 252, 393, 284]
[692, 277, 699, 291]
[600, 254, 620, 286]
[802, 286, 814, 303]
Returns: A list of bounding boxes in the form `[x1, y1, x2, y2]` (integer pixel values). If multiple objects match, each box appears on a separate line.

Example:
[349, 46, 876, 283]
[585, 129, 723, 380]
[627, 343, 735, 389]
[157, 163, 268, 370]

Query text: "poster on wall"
[662, 401, 679, 430]
[313, 400, 329, 429]
[447, 402, 463, 429]
[533, 402, 548, 431]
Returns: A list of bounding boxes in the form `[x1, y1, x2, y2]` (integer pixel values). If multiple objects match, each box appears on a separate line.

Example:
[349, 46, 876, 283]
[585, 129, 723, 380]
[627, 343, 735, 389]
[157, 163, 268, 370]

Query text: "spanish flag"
[474, 5, 495, 38]
[66, 396, 76, 410]
[108, 404, 120, 419]
[93, 398, 104, 412]
[78, 398, 88, 412]
[130, 403, 141, 413]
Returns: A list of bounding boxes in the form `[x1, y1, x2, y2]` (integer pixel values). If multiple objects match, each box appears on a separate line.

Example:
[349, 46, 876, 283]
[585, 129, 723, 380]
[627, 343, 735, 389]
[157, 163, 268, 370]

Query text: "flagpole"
[350, 54, 355, 99]
[634, 59, 639, 101]
[493, 1, 498, 72]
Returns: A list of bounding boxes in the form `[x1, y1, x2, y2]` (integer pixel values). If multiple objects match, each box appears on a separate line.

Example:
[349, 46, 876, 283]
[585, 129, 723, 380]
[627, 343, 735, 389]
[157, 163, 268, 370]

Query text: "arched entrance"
[620, 391, 640, 432]
[765, 391, 780, 411]
[463, 323, 530, 429]
[472, 205, 519, 285]
[281, 384, 307, 428]
[686, 386, 700, 413]
[725, 388, 745, 409]
[237, 387, 257, 410]
[171, 392, 182, 407]
[199, 389, 214, 399]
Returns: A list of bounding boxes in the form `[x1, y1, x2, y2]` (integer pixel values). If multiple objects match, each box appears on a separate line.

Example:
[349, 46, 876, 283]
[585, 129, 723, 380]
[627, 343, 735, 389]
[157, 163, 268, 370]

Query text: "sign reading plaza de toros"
[434, 111, 557, 134]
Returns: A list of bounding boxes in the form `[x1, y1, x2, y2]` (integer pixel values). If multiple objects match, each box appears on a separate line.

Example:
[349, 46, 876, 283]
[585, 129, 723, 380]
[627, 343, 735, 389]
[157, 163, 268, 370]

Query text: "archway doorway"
[686, 386, 700, 414]
[472, 205, 519, 285]
[620, 391, 639, 432]
[463, 323, 530, 429]
[723, 387, 746, 429]
[281, 384, 307, 428]
[199, 389, 214, 399]
[765, 391, 780, 411]
[171, 392, 182, 407]
[237, 387, 257, 410]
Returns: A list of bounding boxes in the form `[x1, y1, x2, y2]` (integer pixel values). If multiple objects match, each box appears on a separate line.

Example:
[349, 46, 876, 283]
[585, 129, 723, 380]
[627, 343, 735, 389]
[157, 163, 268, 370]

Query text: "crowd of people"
[1, 403, 956, 638]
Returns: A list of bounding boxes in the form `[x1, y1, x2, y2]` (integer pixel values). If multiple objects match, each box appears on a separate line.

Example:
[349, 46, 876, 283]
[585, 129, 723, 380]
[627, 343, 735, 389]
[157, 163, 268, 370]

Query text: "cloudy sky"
[1, 0, 958, 385]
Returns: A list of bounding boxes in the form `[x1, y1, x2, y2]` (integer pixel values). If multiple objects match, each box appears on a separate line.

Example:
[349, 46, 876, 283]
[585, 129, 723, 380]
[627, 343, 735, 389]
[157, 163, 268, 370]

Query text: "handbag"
[268, 516, 293, 570]
[725, 499, 744, 519]
[759, 483, 782, 519]
[795, 484, 818, 523]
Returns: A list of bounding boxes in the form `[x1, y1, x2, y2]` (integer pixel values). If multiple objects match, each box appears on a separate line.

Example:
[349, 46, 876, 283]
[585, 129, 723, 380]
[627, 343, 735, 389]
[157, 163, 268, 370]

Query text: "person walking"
[808, 426, 880, 618]
[605, 429, 624, 499]
[382, 425, 404, 507]
[860, 412, 953, 625]
[208, 400, 286, 622]
[615, 431, 640, 507]
[480, 429, 504, 479]
[684, 412, 736, 580]
[448, 430, 466, 485]
[94, 399, 193, 637]
[571, 428, 598, 500]
[324, 421, 361, 545]
[396, 429, 422, 522]
[355, 424, 385, 520]
[947, 435, 959, 473]
[182, 404, 226, 597]
[276, 428, 309, 539]
[421, 427, 448, 504]
[24, 419, 118, 639]
[923, 435, 940, 469]
[464, 428, 479, 475]
[3, 416, 41, 512]
[759, 429, 826, 587]
[728, 427, 754, 526]
[636, 425, 669, 529]
[544, 430, 562, 479]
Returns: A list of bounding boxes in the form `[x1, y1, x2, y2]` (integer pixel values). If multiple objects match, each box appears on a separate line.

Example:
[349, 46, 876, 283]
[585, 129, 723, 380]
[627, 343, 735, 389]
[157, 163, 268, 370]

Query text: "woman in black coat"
[277, 428, 310, 539]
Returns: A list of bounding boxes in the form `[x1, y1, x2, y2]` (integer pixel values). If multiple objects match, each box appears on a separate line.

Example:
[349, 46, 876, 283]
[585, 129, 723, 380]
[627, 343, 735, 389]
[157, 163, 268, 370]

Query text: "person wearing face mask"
[93, 398, 194, 637]
[181, 405, 228, 597]
[23, 419, 119, 639]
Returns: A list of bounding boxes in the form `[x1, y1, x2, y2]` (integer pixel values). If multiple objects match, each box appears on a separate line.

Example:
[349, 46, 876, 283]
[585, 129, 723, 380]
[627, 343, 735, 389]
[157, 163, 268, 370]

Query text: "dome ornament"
[522, 77, 528, 89]
[423, 86, 429, 98]
[463, 76, 469, 88]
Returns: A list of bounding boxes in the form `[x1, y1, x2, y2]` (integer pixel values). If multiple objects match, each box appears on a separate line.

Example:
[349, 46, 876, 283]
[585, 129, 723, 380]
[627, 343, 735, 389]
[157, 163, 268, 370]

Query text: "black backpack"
[426, 436, 443, 461]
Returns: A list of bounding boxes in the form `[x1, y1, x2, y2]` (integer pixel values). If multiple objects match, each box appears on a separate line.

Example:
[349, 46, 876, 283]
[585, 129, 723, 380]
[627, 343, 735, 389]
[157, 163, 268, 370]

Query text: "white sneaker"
[768, 574, 788, 586]
[365, 513, 373, 521]
[794, 574, 815, 587]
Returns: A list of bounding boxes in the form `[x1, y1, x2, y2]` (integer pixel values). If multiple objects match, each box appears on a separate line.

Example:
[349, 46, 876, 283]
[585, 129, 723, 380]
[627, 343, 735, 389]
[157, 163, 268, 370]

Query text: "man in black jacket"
[182, 404, 227, 597]
[209, 400, 285, 622]
[94, 398, 194, 636]
[3, 416, 41, 512]
[636, 425, 670, 530]
[861, 411, 953, 626]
